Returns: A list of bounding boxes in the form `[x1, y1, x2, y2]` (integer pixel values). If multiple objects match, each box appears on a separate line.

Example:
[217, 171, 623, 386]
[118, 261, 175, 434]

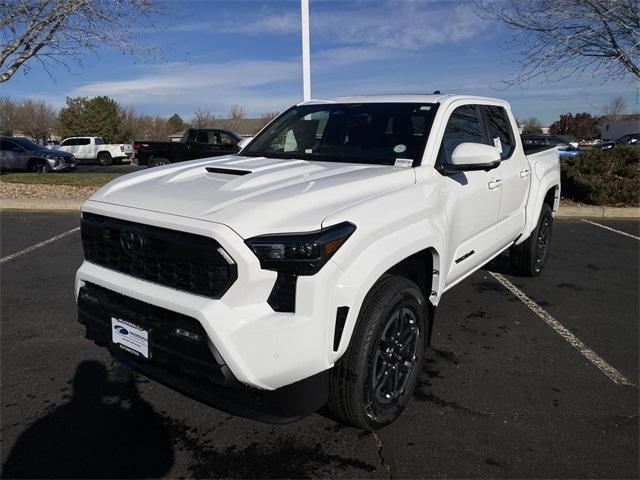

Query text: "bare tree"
[601, 95, 628, 120]
[0, 96, 56, 141]
[0, 96, 17, 134]
[120, 106, 174, 141]
[17, 98, 57, 142]
[475, 0, 640, 83]
[218, 105, 245, 131]
[192, 108, 217, 128]
[0, 0, 165, 83]
[520, 117, 544, 134]
[260, 111, 280, 123]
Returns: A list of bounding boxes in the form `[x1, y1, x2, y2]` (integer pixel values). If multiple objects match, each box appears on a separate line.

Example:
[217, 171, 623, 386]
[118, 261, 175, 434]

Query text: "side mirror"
[447, 142, 501, 172]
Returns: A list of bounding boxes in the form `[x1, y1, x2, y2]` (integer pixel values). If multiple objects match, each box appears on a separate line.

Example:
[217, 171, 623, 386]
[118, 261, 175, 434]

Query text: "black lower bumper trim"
[77, 283, 329, 423]
[115, 353, 330, 424]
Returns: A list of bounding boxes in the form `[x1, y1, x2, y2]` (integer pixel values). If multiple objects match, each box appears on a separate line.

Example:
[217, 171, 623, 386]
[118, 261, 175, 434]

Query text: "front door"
[436, 104, 502, 287]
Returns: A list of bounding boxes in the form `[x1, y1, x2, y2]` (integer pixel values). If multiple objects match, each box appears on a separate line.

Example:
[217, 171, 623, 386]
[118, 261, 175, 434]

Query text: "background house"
[598, 114, 640, 140]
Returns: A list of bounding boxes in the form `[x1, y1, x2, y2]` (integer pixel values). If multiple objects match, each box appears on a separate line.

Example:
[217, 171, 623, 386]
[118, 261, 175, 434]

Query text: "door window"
[77, 138, 91, 146]
[483, 106, 515, 160]
[440, 105, 483, 164]
[219, 132, 238, 146]
[195, 131, 218, 144]
[61, 139, 76, 146]
[1, 140, 23, 152]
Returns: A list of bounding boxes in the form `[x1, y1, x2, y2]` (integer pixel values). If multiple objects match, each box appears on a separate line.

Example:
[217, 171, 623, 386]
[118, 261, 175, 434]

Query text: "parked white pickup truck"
[59, 136, 133, 165]
[75, 94, 560, 428]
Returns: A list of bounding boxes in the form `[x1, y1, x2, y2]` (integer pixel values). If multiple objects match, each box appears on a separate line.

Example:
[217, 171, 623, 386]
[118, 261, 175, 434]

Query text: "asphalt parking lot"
[0, 211, 638, 479]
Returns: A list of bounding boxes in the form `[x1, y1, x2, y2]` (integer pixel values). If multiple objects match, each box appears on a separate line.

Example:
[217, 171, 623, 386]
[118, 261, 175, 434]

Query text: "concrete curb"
[1, 198, 85, 211]
[556, 206, 640, 219]
[1, 198, 639, 218]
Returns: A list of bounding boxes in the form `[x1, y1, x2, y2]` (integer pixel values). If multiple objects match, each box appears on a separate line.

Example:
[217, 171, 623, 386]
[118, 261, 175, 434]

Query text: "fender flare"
[328, 223, 444, 361]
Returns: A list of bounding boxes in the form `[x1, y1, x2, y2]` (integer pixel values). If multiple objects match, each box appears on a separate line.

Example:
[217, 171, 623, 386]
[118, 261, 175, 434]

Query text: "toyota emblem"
[120, 229, 144, 256]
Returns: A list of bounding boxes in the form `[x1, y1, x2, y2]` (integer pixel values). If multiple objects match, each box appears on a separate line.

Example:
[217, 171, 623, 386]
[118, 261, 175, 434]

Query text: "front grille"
[78, 282, 228, 384]
[81, 213, 237, 298]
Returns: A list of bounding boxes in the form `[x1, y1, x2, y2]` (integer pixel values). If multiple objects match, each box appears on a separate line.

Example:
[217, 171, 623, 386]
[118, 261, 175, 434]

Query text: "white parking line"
[0, 227, 80, 264]
[581, 219, 640, 241]
[489, 271, 633, 386]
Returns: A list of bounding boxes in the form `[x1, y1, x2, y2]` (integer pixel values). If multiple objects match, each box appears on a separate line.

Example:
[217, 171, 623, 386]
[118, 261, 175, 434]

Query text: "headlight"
[246, 222, 356, 275]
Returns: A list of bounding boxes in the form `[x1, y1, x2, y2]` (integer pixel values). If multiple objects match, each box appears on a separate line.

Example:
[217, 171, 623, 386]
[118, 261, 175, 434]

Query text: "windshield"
[10, 137, 45, 151]
[243, 103, 438, 166]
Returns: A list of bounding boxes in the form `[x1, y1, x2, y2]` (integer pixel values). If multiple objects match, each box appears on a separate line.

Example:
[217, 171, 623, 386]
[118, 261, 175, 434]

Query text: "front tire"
[30, 159, 51, 173]
[97, 152, 113, 166]
[328, 275, 428, 429]
[510, 203, 553, 276]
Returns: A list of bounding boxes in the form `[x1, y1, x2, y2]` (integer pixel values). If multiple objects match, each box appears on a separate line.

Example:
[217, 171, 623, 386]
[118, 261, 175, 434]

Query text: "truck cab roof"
[299, 94, 510, 107]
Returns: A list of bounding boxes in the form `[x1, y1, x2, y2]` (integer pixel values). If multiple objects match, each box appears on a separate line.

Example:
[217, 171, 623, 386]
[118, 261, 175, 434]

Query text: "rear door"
[436, 104, 502, 287]
[482, 105, 530, 246]
[75, 137, 93, 160]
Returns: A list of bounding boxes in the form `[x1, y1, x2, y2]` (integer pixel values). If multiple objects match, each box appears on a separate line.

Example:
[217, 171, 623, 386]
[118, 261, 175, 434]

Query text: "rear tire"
[510, 203, 553, 276]
[328, 275, 428, 429]
[149, 157, 170, 168]
[97, 152, 113, 166]
[30, 159, 51, 173]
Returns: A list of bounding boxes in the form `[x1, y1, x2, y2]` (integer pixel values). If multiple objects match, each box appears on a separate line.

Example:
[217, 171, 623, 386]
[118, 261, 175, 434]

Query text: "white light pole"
[301, 0, 311, 101]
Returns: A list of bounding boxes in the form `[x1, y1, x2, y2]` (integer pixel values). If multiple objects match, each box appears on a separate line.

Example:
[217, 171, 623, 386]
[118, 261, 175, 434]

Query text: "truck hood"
[88, 155, 415, 238]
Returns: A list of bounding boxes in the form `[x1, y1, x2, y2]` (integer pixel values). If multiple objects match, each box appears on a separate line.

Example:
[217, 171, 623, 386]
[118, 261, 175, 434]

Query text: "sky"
[2, 0, 638, 125]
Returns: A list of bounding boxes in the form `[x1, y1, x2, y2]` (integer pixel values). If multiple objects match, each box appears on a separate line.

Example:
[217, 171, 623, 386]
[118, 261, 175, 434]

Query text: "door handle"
[519, 168, 531, 178]
[488, 179, 502, 190]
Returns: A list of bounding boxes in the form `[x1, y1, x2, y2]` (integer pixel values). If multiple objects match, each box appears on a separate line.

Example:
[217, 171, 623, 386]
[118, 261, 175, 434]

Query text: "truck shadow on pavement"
[2, 361, 173, 479]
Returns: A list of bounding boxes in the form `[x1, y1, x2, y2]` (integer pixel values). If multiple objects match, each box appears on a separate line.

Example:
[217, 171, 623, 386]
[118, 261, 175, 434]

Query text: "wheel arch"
[330, 242, 442, 362]
[518, 182, 560, 245]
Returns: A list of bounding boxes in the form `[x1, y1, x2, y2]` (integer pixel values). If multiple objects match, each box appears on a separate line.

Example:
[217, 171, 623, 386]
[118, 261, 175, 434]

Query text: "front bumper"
[48, 158, 77, 171]
[75, 201, 345, 413]
[77, 281, 328, 422]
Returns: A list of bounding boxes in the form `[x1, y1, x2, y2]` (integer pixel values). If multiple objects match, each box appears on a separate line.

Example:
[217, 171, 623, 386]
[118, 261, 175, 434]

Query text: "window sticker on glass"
[493, 137, 503, 154]
[393, 144, 407, 153]
[394, 158, 413, 168]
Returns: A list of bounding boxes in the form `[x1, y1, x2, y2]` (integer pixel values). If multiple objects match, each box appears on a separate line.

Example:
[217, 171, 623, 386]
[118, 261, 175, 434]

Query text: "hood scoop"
[206, 166, 252, 176]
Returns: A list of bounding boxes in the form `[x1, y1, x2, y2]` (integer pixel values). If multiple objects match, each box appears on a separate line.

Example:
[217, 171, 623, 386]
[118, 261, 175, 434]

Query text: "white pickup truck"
[75, 94, 560, 428]
[59, 136, 133, 165]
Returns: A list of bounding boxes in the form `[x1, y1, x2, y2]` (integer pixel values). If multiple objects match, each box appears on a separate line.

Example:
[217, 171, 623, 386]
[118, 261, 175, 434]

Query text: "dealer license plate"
[111, 317, 149, 359]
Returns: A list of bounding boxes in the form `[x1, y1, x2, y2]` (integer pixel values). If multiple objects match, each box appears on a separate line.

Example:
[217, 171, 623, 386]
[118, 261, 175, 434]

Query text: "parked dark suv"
[0, 137, 77, 172]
